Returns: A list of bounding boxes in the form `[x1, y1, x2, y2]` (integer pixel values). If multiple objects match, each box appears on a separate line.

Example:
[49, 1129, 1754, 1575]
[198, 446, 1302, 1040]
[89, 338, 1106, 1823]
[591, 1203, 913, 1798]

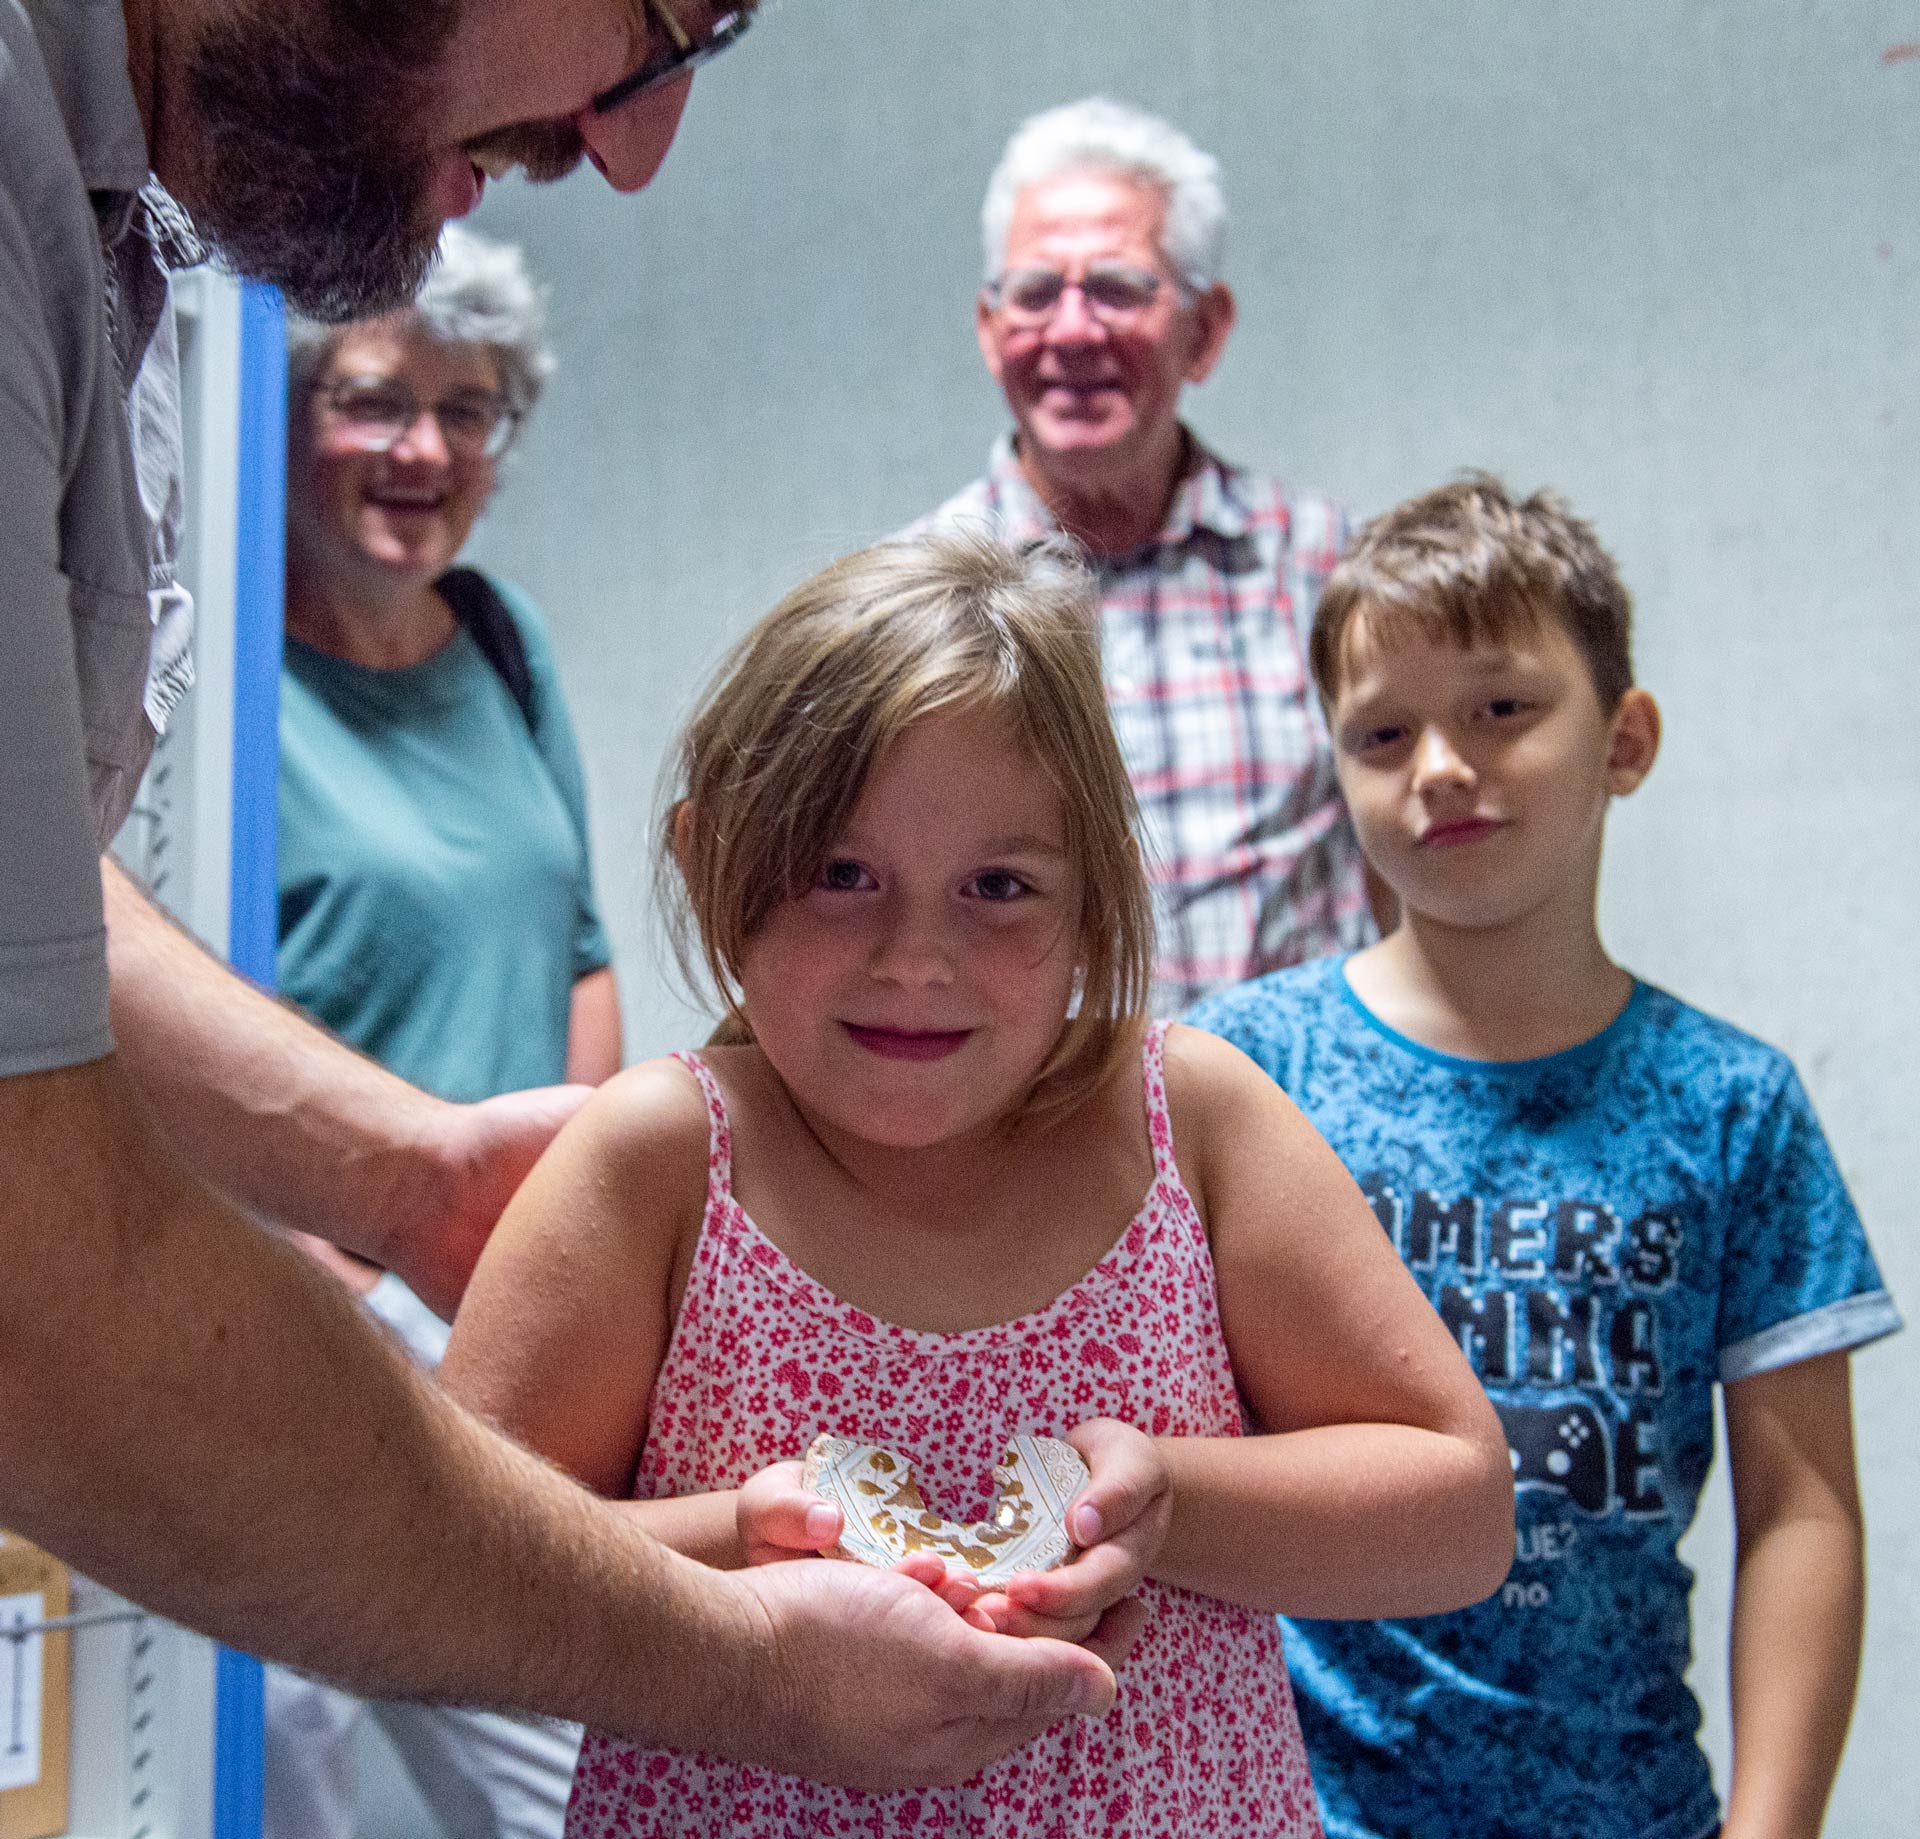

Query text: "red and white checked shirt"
[920, 433, 1375, 1012]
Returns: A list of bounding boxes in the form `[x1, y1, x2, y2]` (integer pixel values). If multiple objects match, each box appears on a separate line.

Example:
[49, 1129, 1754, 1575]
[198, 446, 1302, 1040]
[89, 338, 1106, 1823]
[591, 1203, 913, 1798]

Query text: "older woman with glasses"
[266, 224, 614, 1839]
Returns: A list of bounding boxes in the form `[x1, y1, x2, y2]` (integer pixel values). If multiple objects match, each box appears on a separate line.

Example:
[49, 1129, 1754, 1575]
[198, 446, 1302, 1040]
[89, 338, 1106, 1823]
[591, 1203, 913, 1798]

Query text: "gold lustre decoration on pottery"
[802, 1432, 1091, 1587]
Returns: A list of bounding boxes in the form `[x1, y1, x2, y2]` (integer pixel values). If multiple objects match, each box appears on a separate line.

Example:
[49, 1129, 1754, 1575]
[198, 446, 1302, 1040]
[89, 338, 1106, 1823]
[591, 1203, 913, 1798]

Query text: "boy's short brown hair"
[1311, 473, 1635, 710]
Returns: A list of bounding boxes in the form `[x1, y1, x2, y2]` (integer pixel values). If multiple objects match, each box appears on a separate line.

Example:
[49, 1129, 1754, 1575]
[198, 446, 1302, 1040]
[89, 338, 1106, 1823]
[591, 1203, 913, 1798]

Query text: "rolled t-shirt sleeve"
[0, 224, 112, 1076]
[1716, 1065, 1902, 1381]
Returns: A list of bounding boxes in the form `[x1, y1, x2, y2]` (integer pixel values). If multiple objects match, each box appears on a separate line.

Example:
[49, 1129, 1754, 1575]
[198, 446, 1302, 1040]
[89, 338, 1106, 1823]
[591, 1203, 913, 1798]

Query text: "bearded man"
[0, 0, 1138, 1787]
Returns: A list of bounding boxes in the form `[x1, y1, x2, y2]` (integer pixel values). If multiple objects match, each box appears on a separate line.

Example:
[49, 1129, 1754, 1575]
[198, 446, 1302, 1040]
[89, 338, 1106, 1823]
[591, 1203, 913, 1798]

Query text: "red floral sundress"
[565, 1023, 1323, 1837]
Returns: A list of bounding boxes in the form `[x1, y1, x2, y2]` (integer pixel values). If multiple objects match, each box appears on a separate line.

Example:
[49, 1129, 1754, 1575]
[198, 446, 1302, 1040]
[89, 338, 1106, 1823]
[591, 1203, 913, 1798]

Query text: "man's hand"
[968, 1418, 1172, 1643]
[103, 862, 587, 1313]
[385, 1085, 591, 1316]
[716, 1557, 1129, 1790]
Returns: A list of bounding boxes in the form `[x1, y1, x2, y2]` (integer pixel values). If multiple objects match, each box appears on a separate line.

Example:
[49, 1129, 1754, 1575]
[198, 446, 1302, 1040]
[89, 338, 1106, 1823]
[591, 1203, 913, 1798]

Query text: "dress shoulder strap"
[1140, 1020, 1181, 1184]
[670, 1050, 735, 1201]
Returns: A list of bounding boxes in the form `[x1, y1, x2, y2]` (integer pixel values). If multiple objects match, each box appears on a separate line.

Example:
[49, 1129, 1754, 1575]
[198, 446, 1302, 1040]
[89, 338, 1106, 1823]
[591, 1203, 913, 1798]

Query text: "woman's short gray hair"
[284, 223, 556, 420]
[980, 97, 1227, 291]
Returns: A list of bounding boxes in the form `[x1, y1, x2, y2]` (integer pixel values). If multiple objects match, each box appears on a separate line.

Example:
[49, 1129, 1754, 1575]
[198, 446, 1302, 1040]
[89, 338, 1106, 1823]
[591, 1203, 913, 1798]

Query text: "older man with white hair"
[922, 98, 1377, 1010]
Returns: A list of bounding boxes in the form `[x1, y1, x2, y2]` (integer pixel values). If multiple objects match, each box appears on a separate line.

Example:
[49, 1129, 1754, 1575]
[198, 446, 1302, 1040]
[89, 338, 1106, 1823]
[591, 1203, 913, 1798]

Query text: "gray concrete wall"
[461, 4, 1918, 1829]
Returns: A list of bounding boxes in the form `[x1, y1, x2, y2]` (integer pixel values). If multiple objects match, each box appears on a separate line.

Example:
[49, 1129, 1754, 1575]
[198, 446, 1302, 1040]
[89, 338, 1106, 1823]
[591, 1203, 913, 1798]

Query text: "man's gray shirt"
[0, 0, 191, 1075]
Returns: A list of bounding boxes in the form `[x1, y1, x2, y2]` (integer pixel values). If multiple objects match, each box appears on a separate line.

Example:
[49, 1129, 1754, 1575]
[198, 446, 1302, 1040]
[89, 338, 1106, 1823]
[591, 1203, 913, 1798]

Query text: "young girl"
[441, 533, 1513, 1837]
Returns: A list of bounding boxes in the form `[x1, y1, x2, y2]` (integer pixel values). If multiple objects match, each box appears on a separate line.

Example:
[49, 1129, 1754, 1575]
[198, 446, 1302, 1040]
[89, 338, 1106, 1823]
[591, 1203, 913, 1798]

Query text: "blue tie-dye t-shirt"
[1187, 958, 1901, 1839]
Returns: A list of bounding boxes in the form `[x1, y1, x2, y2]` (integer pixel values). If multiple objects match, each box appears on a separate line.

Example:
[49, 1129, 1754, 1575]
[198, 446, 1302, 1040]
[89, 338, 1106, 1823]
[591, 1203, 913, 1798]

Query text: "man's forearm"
[0, 1054, 1127, 1792]
[101, 858, 439, 1264]
[0, 1054, 751, 1738]
[102, 859, 583, 1314]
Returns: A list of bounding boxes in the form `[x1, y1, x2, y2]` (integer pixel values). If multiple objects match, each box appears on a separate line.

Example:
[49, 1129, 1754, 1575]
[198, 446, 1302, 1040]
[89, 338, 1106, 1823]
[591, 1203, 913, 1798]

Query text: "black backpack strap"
[438, 566, 537, 732]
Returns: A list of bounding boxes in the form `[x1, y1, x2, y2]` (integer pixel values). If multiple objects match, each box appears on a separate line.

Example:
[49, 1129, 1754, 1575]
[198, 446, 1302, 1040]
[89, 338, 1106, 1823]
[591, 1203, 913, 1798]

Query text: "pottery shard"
[802, 1432, 1091, 1588]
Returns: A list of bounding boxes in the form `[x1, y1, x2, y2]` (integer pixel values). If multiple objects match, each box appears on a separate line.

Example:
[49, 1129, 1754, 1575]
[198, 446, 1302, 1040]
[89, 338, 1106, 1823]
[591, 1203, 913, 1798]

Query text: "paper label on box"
[0, 1595, 45, 1793]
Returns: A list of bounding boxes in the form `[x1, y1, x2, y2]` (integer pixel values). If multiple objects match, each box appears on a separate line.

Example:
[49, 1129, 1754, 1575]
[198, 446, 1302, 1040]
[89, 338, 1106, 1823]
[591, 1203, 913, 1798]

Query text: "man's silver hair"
[980, 97, 1227, 290]
[284, 223, 556, 420]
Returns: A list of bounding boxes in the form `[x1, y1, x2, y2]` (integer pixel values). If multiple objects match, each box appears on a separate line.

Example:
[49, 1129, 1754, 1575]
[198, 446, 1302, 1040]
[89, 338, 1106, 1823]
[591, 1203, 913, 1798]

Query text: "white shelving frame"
[39, 263, 279, 1839]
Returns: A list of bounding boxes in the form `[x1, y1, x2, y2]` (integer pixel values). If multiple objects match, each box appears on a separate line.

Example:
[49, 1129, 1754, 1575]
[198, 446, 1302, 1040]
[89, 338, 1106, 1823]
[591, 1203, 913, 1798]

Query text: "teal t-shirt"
[276, 575, 610, 1105]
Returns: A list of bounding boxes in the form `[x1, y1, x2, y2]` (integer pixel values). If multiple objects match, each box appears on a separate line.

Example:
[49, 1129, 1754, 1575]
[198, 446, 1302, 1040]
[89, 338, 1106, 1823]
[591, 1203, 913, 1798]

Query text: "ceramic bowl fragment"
[802, 1432, 1090, 1588]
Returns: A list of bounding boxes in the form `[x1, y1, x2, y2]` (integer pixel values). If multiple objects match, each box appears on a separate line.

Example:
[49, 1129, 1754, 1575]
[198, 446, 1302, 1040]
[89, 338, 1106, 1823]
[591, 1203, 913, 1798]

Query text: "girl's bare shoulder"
[553, 1054, 714, 1199]
[490, 1056, 719, 1310]
[1158, 1020, 1320, 1220]
[573, 1043, 804, 1187]
[1161, 1018, 1265, 1130]
[1161, 1019, 1304, 1121]
[581, 1052, 710, 1133]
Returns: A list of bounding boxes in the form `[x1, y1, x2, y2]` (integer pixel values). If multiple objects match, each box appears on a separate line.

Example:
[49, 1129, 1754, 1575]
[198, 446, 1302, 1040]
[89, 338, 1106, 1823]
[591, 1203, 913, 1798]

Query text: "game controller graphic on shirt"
[1495, 1400, 1612, 1514]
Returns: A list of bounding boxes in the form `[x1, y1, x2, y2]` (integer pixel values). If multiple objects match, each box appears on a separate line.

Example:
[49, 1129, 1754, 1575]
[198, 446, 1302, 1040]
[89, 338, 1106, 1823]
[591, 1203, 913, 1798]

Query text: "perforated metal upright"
[55, 267, 286, 1839]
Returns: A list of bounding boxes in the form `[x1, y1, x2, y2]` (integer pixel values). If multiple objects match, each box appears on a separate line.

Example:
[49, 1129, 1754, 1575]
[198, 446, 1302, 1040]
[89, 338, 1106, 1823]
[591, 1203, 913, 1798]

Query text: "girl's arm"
[441, 1060, 1148, 1767]
[1718, 1351, 1864, 1839]
[1150, 1025, 1513, 1618]
[443, 1086, 1006, 1606]
[440, 1057, 734, 1549]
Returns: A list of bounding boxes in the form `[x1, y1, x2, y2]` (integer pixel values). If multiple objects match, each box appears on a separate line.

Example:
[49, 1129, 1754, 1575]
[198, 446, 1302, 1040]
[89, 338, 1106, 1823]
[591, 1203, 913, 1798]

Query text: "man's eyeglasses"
[983, 262, 1194, 327]
[316, 379, 521, 461]
[590, 2, 757, 116]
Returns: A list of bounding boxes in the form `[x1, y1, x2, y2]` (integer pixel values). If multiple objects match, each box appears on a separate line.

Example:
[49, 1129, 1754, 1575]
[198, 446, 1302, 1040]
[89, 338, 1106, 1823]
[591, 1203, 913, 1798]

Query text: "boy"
[1188, 475, 1901, 1839]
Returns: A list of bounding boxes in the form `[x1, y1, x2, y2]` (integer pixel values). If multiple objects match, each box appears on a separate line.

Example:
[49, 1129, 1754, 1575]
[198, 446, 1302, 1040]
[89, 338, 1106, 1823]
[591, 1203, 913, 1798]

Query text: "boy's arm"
[1719, 1351, 1864, 1839]
[1150, 1025, 1513, 1617]
[103, 860, 583, 1315]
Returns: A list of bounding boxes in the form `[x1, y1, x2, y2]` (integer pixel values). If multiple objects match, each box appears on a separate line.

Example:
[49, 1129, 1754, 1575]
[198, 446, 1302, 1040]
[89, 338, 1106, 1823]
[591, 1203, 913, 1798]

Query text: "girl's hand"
[737, 1463, 996, 1625]
[970, 1418, 1172, 1644]
[736, 1460, 845, 1566]
[890, 1553, 997, 1629]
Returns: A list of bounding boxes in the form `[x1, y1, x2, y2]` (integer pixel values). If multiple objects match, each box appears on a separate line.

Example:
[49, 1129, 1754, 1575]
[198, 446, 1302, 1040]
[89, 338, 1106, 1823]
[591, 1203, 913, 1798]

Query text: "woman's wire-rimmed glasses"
[315, 379, 521, 462]
[590, 2, 758, 116]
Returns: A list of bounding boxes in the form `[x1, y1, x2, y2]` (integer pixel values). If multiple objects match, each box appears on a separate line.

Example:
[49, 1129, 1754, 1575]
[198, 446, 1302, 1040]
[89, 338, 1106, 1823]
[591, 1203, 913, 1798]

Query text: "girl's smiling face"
[737, 704, 1084, 1152]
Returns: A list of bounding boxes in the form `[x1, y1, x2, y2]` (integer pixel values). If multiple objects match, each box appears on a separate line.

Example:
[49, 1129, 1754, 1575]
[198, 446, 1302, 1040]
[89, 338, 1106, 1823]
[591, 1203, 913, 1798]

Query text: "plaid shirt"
[920, 434, 1374, 1012]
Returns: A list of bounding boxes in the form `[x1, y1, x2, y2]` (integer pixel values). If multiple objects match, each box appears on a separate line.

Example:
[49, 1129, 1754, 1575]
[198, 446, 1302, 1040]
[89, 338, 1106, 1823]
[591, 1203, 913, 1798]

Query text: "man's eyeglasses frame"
[981, 261, 1211, 329]
[590, 2, 757, 115]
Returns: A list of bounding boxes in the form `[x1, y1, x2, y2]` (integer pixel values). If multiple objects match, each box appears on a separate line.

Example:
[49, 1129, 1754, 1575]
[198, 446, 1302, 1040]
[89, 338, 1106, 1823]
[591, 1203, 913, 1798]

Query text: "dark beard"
[181, 0, 462, 321]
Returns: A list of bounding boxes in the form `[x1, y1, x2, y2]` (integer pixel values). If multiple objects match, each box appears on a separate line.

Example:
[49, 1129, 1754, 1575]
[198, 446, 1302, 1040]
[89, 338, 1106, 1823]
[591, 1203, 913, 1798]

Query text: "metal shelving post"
[54, 267, 286, 1839]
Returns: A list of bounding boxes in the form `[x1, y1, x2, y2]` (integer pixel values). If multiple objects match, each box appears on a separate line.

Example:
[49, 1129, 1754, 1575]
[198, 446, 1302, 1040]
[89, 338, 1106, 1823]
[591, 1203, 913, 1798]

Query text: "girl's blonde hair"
[664, 530, 1155, 1122]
